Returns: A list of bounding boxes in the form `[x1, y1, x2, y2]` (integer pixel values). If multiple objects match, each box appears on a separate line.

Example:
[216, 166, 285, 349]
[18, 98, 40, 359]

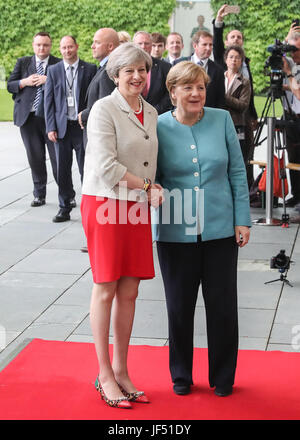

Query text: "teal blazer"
[152, 108, 251, 242]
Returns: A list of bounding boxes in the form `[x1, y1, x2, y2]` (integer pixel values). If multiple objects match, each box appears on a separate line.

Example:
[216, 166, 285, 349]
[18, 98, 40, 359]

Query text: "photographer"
[213, 4, 257, 189]
[282, 27, 300, 209]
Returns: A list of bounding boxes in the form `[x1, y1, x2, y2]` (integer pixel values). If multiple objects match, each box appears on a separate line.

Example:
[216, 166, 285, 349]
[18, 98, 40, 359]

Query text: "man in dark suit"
[133, 31, 173, 115]
[175, 30, 225, 109]
[164, 32, 184, 65]
[78, 27, 119, 142]
[7, 32, 60, 207]
[44, 35, 97, 222]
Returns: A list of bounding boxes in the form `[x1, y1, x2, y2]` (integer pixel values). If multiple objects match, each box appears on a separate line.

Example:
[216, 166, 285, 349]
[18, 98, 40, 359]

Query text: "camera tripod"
[253, 80, 292, 227]
[265, 268, 293, 287]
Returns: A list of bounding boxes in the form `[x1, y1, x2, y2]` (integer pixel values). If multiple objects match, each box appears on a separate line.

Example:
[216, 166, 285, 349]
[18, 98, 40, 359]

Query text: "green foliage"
[0, 0, 176, 78]
[0, 89, 13, 120]
[210, 0, 300, 93]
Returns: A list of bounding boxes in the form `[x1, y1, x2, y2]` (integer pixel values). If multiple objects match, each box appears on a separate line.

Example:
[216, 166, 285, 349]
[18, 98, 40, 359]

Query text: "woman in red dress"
[81, 43, 163, 409]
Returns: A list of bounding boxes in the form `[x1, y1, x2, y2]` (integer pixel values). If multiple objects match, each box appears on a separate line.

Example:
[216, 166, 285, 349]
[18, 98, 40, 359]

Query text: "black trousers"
[20, 113, 58, 198]
[55, 121, 84, 212]
[157, 235, 239, 389]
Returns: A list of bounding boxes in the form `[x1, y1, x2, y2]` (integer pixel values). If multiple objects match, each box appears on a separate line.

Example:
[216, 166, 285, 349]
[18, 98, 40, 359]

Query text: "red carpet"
[0, 339, 300, 420]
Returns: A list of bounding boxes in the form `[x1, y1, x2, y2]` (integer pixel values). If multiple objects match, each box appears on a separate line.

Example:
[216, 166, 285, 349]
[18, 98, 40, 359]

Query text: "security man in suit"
[78, 27, 119, 143]
[44, 35, 97, 222]
[7, 32, 60, 207]
[175, 30, 225, 109]
[164, 32, 184, 65]
[133, 31, 173, 115]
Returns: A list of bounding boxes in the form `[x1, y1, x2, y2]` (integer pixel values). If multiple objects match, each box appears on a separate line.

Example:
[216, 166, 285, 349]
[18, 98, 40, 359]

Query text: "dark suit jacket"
[44, 59, 97, 139]
[174, 56, 225, 109]
[146, 57, 173, 115]
[212, 20, 257, 120]
[81, 62, 115, 127]
[7, 54, 61, 127]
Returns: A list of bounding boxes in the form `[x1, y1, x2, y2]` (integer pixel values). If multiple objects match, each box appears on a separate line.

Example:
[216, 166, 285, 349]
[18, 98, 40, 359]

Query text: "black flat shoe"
[173, 383, 191, 395]
[52, 209, 70, 223]
[70, 198, 77, 208]
[214, 386, 232, 397]
[31, 197, 45, 207]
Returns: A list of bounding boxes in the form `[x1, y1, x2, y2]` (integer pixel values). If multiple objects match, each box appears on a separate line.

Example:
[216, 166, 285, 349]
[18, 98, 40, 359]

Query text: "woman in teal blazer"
[154, 61, 251, 397]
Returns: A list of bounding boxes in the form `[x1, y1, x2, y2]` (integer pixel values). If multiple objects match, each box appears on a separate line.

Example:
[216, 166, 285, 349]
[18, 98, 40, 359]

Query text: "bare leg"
[112, 276, 140, 392]
[90, 281, 124, 400]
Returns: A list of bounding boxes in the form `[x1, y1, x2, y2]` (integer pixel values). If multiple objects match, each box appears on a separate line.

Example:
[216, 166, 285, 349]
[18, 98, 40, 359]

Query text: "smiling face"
[171, 77, 206, 116]
[59, 36, 78, 64]
[116, 62, 148, 101]
[166, 34, 184, 59]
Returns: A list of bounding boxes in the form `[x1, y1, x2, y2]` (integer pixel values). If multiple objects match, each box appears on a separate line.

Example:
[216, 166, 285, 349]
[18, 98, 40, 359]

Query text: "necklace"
[172, 108, 204, 125]
[134, 96, 143, 115]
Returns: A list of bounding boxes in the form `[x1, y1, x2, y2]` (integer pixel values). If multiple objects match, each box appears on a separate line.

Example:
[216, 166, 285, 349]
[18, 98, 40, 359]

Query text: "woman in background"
[224, 45, 251, 164]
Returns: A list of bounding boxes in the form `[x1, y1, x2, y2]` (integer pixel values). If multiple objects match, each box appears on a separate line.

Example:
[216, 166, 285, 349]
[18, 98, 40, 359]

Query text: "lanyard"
[66, 66, 78, 92]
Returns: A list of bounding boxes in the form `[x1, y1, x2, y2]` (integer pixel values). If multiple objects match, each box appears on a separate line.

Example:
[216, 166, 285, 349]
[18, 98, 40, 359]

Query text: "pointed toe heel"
[118, 383, 150, 403]
[95, 377, 132, 409]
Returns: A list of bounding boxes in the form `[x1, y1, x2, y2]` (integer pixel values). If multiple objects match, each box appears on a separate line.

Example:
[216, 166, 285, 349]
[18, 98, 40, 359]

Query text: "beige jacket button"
[144, 161, 149, 167]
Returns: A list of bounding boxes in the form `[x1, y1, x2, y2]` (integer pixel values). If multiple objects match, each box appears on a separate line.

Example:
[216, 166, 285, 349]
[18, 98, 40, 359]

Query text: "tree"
[210, 0, 300, 93]
[0, 0, 176, 77]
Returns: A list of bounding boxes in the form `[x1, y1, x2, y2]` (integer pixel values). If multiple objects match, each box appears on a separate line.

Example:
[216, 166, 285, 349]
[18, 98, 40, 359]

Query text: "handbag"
[258, 155, 288, 198]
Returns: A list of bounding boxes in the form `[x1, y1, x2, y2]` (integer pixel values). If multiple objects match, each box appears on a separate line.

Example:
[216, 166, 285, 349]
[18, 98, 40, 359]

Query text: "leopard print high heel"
[95, 377, 132, 409]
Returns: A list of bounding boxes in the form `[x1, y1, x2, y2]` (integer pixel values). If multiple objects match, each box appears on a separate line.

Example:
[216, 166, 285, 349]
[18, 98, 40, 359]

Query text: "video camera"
[270, 249, 290, 272]
[264, 39, 297, 89]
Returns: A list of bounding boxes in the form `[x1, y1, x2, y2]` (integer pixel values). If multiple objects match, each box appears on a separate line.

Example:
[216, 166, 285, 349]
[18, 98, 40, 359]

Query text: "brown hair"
[192, 30, 213, 44]
[151, 32, 166, 45]
[33, 32, 52, 41]
[224, 45, 245, 62]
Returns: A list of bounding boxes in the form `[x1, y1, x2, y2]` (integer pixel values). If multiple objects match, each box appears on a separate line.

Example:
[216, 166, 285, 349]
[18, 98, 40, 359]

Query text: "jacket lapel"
[28, 56, 37, 75]
[85, 65, 102, 100]
[58, 61, 66, 96]
[230, 74, 243, 95]
[76, 59, 84, 105]
[113, 88, 150, 134]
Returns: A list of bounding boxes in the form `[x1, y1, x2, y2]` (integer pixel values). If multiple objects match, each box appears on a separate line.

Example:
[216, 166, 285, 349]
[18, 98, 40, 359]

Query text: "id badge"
[67, 96, 74, 107]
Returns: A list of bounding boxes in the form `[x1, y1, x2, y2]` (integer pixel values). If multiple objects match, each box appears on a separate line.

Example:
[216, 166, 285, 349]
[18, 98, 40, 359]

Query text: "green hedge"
[0, 0, 176, 78]
[210, 0, 300, 93]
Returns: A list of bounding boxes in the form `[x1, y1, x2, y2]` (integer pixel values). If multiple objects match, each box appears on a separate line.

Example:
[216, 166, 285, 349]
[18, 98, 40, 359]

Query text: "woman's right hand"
[147, 183, 164, 208]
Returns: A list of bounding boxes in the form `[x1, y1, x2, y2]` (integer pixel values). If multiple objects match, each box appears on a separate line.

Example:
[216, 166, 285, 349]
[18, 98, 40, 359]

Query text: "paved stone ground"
[1, 121, 300, 371]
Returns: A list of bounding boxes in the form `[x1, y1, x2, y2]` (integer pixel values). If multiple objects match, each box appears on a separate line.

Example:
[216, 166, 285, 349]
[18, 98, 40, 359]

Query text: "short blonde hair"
[166, 61, 210, 104]
[118, 30, 131, 43]
[106, 42, 152, 79]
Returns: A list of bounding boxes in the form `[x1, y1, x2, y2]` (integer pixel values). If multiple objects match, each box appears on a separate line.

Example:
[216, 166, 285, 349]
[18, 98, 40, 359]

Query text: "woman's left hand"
[235, 225, 250, 247]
